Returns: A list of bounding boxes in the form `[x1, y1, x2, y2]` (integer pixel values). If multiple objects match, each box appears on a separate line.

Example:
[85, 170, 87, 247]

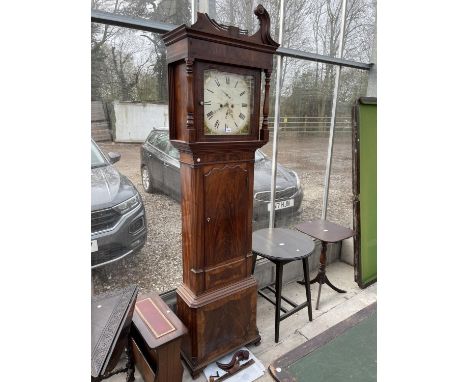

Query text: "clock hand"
[221, 90, 231, 99]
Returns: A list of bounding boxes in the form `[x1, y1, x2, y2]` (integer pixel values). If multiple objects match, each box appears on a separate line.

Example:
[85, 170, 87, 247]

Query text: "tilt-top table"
[252, 228, 315, 342]
[296, 220, 355, 310]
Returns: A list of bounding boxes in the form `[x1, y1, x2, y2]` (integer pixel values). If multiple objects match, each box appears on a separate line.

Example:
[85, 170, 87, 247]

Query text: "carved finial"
[254, 4, 279, 47]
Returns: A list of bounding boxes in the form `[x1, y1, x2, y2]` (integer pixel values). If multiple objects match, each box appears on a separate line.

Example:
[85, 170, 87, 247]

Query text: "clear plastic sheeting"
[92, 0, 191, 25]
[327, 67, 369, 227]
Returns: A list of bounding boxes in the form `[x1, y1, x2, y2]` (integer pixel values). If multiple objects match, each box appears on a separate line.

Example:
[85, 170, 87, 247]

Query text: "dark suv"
[140, 129, 303, 230]
[91, 140, 147, 268]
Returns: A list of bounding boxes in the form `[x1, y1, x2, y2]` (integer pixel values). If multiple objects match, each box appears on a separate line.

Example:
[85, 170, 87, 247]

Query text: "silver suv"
[91, 140, 147, 268]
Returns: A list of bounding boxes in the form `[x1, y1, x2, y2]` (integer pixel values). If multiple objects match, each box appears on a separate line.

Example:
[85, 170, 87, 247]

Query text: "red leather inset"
[135, 298, 176, 339]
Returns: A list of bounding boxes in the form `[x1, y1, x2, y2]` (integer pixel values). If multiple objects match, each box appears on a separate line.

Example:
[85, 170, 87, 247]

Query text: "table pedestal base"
[298, 241, 346, 309]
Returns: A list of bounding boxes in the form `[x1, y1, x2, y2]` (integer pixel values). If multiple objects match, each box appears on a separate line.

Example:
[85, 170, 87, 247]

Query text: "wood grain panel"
[201, 287, 257, 358]
[131, 338, 156, 382]
[180, 163, 205, 294]
[176, 278, 260, 375]
[204, 257, 245, 291]
[172, 62, 188, 142]
[203, 165, 248, 267]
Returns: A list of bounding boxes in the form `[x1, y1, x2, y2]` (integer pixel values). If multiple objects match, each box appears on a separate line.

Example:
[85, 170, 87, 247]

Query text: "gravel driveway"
[91, 133, 353, 295]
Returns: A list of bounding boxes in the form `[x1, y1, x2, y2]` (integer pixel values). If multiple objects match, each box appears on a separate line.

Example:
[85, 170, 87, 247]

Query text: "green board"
[269, 304, 377, 382]
[353, 98, 377, 287]
[288, 312, 377, 382]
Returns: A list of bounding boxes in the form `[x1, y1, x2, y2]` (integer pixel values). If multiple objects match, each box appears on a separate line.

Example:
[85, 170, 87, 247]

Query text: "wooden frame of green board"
[352, 97, 377, 288]
[269, 302, 377, 381]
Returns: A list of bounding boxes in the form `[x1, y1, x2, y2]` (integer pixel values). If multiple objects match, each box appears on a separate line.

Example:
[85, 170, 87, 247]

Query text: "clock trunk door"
[204, 165, 249, 269]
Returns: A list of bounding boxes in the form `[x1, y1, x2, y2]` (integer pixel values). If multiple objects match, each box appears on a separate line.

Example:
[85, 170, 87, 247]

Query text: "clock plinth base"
[176, 276, 260, 377]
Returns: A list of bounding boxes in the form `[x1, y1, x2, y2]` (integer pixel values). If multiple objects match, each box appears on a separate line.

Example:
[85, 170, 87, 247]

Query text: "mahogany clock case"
[162, 6, 279, 376]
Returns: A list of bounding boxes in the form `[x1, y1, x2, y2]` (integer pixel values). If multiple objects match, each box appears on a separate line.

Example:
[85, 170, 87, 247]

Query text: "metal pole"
[321, 0, 348, 220]
[191, 0, 196, 24]
[268, 0, 285, 229]
[91, 10, 372, 70]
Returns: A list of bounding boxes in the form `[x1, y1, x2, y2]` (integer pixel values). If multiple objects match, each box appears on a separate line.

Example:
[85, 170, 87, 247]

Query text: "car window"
[91, 141, 108, 168]
[155, 135, 169, 152]
[167, 144, 180, 160]
[153, 132, 168, 146]
[149, 131, 179, 160]
[146, 131, 165, 147]
[146, 131, 156, 144]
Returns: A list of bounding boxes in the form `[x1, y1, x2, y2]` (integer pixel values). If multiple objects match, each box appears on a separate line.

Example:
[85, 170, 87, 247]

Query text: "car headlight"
[113, 194, 141, 215]
[291, 170, 301, 190]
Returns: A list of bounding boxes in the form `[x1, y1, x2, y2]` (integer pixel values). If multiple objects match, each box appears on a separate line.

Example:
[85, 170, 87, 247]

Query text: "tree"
[91, 0, 121, 100]
[90, 0, 375, 112]
[124, 0, 191, 101]
[279, 0, 375, 120]
[91, 0, 191, 102]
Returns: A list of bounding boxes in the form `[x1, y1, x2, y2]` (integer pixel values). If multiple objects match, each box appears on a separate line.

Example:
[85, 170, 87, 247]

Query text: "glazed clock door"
[195, 62, 261, 141]
[203, 165, 249, 280]
[203, 69, 254, 135]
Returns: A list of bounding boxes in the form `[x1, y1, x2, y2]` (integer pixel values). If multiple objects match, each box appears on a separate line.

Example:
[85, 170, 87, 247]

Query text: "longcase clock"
[162, 5, 279, 376]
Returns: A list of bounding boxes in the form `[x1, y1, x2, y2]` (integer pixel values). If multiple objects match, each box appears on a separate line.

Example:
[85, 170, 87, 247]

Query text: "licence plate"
[91, 240, 98, 253]
[268, 198, 295, 212]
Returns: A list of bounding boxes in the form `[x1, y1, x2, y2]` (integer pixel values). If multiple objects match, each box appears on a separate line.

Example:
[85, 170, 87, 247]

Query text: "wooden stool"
[130, 293, 187, 382]
[252, 228, 316, 343]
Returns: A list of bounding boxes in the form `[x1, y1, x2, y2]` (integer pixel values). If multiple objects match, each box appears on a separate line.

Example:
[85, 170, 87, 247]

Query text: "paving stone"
[253, 332, 308, 382]
[299, 286, 377, 340]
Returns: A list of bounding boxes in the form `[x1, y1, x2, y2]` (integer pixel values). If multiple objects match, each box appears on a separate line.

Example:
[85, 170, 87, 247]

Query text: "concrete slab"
[253, 332, 308, 381]
[299, 285, 377, 341]
[105, 262, 377, 382]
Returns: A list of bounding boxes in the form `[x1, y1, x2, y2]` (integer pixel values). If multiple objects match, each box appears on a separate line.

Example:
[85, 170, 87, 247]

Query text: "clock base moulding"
[176, 277, 261, 377]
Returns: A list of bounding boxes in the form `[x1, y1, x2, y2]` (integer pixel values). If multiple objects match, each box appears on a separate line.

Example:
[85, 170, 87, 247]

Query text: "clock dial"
[203, 69, 254, 135]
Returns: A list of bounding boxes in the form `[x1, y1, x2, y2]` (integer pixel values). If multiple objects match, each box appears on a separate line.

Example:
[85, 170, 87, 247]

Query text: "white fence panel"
[113, 101, 169, 142]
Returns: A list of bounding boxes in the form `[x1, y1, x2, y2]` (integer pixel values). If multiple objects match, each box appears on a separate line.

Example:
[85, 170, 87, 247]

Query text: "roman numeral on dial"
[215, 78, 220, 87]
[226, 77, 230, 84]
[204, 101, 211, 106]
[239, 113, 245, 120]
[242, 103, 247, 107]
[215, 120, 220, 129]
[240, 91, 245, 96]
[207, 111, 214, 120]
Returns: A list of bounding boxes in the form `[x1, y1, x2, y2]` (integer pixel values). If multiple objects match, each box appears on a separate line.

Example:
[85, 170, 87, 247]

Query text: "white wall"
[112, 101, 169, 142]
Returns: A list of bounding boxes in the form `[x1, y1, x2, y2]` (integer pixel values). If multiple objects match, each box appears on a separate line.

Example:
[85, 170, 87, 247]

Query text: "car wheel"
[141, 166, 155, 193]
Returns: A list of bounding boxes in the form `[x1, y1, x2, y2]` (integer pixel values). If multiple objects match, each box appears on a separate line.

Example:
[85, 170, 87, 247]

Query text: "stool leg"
[274, 263, 283, 343]
[302, 258, 313, 322]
